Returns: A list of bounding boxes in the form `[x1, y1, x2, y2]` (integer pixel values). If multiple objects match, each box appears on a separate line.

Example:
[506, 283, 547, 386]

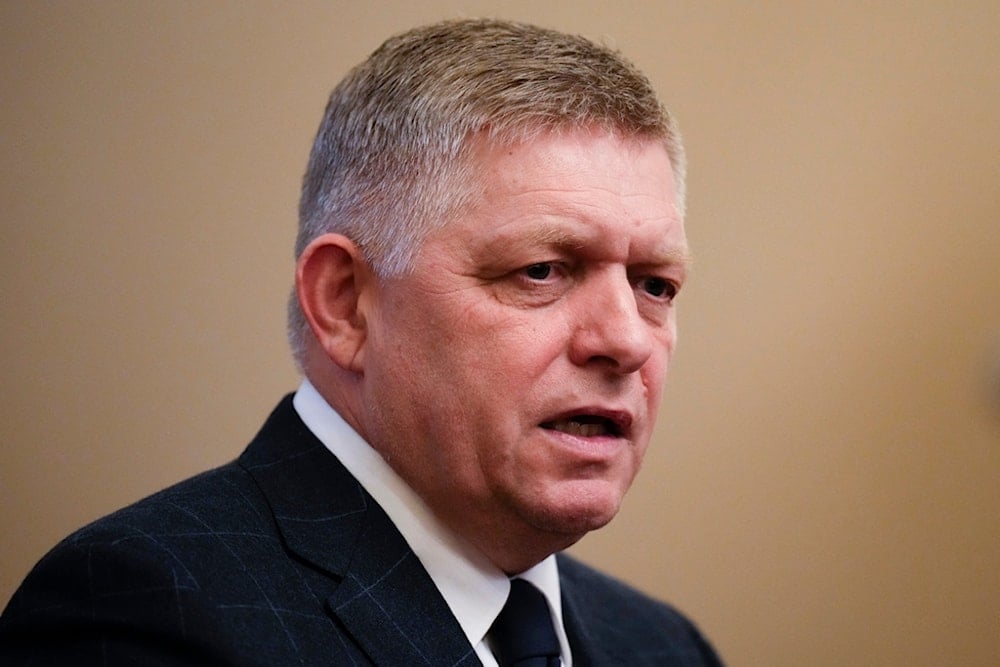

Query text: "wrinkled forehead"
[427, 129, 686, 259]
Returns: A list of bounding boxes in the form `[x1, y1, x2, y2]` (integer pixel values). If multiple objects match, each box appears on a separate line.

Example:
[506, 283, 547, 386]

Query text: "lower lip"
[539, 427, 628, 463]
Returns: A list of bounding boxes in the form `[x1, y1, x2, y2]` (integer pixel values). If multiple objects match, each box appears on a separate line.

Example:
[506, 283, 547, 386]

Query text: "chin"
[522, 482, 627, 538]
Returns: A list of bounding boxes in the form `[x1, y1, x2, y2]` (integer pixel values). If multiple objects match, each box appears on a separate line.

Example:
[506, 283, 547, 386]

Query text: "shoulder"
[19, 393, 307, 596]
[557, 553, 682, 619]
[47, 460, 274, 573]
[557, 553, 723, 666]
[0, 462, 279, 664]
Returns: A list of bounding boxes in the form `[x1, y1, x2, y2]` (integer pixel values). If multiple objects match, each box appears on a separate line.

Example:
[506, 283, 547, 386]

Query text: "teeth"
[547, 419, 608, 437]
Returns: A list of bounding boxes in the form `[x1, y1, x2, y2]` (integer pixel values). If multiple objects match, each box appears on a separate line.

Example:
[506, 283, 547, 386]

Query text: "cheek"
[641, 341, 674, 404]
[659, 316, 680, 370]
[464, 307, 570, 381]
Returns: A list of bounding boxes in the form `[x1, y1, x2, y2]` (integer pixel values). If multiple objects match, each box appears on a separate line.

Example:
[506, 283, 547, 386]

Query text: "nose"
[567, 269, 655, 374]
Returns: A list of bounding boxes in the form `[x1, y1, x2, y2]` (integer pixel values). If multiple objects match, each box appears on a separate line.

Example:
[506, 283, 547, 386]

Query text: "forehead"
[440, 130, 687, 261]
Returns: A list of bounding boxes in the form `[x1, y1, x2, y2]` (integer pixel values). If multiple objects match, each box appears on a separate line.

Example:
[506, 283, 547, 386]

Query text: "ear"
[295, 233, 372, 373]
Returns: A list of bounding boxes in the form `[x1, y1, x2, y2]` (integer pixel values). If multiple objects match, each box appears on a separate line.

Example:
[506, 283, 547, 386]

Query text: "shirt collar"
[292, 380, 571, 664]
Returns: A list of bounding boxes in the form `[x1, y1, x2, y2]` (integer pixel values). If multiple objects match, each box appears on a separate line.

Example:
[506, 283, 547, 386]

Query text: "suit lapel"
[241, 396, 480, 666]
[558, 553, 641, 667]
[561, 577, 614, 667]
[325, 498, 481, 666]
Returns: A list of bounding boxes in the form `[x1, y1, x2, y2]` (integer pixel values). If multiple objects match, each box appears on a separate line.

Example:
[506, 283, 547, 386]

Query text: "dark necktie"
[490, 578, 562, 667]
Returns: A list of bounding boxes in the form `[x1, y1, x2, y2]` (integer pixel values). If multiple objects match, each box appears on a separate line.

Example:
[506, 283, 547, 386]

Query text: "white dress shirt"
[293, 379, 572, 666]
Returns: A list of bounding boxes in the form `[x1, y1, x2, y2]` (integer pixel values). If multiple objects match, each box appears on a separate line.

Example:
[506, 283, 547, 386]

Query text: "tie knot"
[490, 579, 561, 667]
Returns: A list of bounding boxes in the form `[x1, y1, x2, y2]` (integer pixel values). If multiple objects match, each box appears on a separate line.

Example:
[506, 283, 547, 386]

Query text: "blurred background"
[2, 2, 997, 664]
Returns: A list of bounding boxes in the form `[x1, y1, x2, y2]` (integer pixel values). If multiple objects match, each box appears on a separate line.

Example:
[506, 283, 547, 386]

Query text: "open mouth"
[540, 415, 623, 438]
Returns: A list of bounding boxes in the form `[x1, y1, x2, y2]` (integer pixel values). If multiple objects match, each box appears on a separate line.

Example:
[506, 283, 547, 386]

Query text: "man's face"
[358, 129, 688, 567]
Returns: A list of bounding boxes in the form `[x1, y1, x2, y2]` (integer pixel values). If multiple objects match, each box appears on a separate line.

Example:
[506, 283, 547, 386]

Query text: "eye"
[637, 276, 678, 301]
[523, 263, 554, 281]
[498, 261, 569, 308]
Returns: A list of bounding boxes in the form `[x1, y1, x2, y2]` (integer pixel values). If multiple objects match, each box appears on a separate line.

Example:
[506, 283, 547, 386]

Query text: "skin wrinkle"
[466, 221, 690, 320]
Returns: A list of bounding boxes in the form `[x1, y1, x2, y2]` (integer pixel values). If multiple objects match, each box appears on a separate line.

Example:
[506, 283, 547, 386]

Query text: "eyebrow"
[472, 225, 585, 260]
[474, 212, 693, 272]
[658, 245, 694, 268]
[520, 225, 693, 268]
[519, 225, 588, 249]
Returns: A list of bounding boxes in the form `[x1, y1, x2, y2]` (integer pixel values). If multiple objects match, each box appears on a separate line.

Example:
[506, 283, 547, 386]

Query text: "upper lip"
[539, 407, 634, 438]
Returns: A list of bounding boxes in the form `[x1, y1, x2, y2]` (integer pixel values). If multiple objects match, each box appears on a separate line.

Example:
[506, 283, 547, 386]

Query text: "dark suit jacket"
[1, 396, 722, 665]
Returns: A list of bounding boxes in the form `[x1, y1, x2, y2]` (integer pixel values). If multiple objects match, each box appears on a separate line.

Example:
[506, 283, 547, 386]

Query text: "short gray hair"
[289, 18, 685, 366]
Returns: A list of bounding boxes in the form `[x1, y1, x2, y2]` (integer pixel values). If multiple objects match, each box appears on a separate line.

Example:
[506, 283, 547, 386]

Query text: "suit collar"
[240, 396, 481, 665]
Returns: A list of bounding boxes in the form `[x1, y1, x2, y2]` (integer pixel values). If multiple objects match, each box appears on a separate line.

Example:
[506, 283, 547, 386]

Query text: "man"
[1, 19, 721, 666]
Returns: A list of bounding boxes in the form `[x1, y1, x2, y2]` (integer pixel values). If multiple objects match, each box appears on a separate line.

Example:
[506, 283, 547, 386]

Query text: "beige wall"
[2, 2, 998, 664]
